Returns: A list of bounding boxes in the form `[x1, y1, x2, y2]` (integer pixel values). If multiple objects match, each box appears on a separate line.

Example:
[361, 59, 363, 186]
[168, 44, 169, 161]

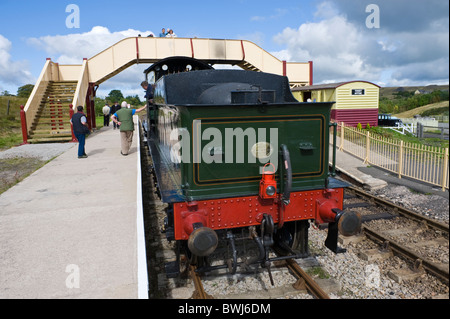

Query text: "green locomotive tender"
[145, 62, 360, 276]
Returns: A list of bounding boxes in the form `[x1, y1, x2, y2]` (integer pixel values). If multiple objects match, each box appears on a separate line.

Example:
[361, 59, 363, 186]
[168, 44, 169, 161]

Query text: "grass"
[0, 157, 48, 194]
[368, 125, 449, 149]
[0, 96, 112, 150]
[0, 96, 27, 150]
[394, 101, 449, 118]
[306, 266, 330, 279]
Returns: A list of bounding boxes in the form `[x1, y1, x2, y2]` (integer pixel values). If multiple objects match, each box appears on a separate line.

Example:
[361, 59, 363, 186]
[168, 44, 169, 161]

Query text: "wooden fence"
[331, 122, 449, 191]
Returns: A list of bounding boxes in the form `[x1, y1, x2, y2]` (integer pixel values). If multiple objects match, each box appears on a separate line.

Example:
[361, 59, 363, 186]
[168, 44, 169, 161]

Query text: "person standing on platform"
[110, 101, 121, 130]
[141, 81, 154, 127]
[111, 102, 146, 156]
[70, 105, 90, 159]
[102, 103, 111, 127]
[141, 81, 154, 104]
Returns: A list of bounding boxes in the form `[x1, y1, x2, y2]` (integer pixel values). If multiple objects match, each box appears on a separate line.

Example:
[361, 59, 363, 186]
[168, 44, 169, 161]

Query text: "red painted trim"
[173, 188, 344, 240]
[92, 84, 98, 130]
[331, 108, 379, 127]
[20, 105, 28, 145]
[333, 80, 381, 89]
[69, 105, 77, 142]
[282, 61, 287, 76]
[135, 37, 140, 62]
[190, 38, 194, 58]
[309, 61, 313, 85]
[296, 80, 381, 91]
[240, 40, 245, 61]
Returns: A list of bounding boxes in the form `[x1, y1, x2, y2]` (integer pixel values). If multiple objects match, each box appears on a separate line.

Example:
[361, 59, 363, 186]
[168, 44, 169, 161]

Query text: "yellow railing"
[23, 59, 53, 134]
[72, 59, 89, 110]
[86, 37, 311, 85]
[332, 122, 449, 191]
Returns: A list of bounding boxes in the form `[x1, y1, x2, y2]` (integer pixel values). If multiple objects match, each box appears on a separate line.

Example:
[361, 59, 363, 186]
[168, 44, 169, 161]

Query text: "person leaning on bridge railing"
[141, 80, 156, 128]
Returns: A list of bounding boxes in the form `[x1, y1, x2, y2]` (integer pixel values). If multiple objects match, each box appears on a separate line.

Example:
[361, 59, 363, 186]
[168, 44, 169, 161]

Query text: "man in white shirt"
[102, 104, 111, 127]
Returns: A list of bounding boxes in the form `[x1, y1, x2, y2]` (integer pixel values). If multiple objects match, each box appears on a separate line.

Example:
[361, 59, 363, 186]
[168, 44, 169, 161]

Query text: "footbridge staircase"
[22, 38, 313, 144]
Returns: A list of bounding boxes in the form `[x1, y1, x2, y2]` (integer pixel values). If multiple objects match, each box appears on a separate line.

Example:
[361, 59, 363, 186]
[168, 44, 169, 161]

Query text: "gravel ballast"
[0, 143, 74, 161]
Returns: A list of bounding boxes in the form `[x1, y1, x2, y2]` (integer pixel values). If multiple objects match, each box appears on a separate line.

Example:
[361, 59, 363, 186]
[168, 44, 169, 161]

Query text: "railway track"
[346, 186, 449, 233]
[189, 255, 331, 299]
[343, 186, 449, 285]
[282, 258, 330, 299]
[141, 134, 448, 299]
[190, 265, 214, 299]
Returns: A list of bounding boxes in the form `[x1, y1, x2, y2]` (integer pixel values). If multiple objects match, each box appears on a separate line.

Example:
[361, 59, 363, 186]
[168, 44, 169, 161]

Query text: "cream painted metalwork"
[331, 122, 449, 191]
[24, 38, 311, 137]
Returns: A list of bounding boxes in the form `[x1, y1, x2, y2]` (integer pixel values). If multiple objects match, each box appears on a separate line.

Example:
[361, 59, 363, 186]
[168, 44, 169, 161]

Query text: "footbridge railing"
[86, 37, 312, 86]
[23, 37, 312, 143]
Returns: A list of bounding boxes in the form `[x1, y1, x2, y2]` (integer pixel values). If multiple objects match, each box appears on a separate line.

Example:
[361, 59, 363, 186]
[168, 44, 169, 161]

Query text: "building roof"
[292, 80, 380, 91]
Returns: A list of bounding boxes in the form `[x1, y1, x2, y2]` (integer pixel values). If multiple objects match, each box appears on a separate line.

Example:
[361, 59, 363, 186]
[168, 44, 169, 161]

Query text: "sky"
[0, 0, 448, 98]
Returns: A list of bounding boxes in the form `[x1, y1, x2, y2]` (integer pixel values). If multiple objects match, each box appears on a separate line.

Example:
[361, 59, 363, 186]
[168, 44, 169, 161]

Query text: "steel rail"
[348, 186, 449, 234]
[363, 225, 449, 285]
[285, 258, 330, 299]
[189, 265, 213, 299]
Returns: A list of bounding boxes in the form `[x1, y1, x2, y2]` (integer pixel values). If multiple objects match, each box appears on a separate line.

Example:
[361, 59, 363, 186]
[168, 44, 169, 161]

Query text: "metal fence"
[331, 122, 449, 191]
[416, 122, 449, 140]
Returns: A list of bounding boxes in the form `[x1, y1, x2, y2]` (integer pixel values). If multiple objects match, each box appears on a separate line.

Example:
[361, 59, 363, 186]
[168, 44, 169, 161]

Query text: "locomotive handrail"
[278, 145, 292, 229]
[280, 145, 292, 205]
[329, 122, 337, 177]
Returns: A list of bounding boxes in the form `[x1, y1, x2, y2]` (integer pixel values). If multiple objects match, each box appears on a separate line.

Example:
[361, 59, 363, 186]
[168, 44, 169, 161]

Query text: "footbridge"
[22, 37, 313, 143]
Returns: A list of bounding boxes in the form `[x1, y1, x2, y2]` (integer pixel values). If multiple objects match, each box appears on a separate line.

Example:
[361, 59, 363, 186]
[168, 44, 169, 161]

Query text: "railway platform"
[331, 145, 449, 198]
[0, 118, 148, 299]
[1, 120, 446, 299]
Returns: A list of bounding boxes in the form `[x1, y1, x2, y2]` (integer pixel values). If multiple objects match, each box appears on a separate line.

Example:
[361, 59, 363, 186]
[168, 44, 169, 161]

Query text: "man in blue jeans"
[70, 105, 90, 159]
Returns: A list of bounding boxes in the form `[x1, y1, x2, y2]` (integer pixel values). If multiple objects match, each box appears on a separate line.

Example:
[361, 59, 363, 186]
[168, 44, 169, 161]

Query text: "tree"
[94, 97, 107, 116]
[17, 84, 34, 98]
[125, 95, 141, 106]
[1, 90, 13, 96]
[107, 90, 124, 102]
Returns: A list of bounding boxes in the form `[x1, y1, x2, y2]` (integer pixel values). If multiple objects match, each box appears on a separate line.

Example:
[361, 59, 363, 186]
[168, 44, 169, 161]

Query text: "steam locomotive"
[144, 57, 361, 277]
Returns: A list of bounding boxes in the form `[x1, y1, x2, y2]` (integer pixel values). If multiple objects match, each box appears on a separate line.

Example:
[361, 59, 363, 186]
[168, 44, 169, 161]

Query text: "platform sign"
[352, 89, 365, 95]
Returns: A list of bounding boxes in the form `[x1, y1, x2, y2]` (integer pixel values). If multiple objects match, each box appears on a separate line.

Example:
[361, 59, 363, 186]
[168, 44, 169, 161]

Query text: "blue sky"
[0, 0, 448, 98]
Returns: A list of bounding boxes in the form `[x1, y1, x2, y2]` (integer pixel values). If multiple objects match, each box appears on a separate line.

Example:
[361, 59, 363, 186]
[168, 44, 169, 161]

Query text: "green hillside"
[380, 84, 449, 100]
[394, 101, 449, 118]
[379, 85, 449, 116]
[0, 96, 27, 149]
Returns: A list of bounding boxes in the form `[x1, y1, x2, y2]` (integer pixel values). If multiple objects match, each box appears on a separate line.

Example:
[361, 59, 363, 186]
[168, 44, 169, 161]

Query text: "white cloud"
[26, 26, 155, 96]
[273, 15, 379, 83]
[0, 34, 35, 89]
[96, 64, 150, 99]
[313, 1, 339, 20]
[272, 1, 449, 86]
[27, 26, 154, 64]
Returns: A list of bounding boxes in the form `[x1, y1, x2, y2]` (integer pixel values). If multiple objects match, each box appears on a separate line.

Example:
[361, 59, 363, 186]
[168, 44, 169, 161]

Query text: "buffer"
[21, 37, 313, 144]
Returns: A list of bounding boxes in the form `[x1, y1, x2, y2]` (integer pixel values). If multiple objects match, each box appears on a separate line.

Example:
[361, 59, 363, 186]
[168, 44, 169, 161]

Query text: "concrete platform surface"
[0, 121, 147, 299]
[1, 121, 444, 299]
